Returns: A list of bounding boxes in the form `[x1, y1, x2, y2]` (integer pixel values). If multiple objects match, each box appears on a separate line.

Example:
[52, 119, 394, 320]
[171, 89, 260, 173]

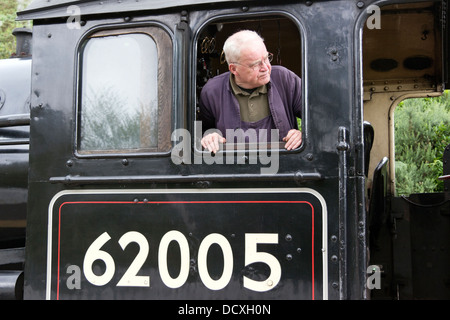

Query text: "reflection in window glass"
[79, 33, 158, 151]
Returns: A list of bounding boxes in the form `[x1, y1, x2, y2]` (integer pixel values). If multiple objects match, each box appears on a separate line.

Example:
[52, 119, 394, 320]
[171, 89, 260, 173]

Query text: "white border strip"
[46, 187, 328, 299]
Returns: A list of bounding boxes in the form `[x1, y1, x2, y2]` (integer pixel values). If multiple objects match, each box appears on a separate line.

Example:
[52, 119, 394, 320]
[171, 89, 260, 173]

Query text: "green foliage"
[0, 0, 32, 59]
[394, 91, 450, 195]
[80, 88, 142, 151]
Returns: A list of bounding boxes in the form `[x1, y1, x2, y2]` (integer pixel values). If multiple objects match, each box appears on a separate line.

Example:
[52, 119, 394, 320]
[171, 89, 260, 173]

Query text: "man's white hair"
[223, 30, 265, 65]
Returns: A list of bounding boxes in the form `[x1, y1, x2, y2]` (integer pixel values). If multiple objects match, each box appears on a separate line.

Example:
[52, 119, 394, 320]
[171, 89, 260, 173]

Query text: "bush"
[394, 91, 450, 195]
[0, 0, 32, 59]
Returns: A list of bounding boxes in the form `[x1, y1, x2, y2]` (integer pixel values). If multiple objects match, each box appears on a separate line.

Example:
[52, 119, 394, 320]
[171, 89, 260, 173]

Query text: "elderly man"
[199, 30, 302, 153]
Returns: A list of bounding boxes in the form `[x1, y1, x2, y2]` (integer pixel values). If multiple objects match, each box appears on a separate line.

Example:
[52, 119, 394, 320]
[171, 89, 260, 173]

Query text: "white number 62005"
[83, 231, 281, 292]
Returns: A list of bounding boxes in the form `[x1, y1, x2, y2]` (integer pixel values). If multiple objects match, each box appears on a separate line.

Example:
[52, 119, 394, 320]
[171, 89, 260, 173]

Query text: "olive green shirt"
[229, 74, 270, 122]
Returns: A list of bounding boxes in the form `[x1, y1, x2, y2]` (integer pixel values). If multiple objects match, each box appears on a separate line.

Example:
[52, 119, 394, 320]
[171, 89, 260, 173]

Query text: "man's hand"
[283, 129, 302, 150]
[201, 132, 226, 153]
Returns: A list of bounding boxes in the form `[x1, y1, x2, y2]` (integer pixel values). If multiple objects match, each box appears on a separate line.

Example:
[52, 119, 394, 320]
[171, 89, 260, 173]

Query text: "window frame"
[192, 13, 305, 158]
[75, 25, 173, 158]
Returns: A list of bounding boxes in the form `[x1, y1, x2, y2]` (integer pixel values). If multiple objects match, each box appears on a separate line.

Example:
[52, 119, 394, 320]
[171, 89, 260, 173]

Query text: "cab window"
[195, 16, 303, 152]
[77, 27, 172, 154]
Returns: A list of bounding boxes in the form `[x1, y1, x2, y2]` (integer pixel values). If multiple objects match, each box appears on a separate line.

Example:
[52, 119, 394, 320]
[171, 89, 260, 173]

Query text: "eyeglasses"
[232, 52, 273, 71]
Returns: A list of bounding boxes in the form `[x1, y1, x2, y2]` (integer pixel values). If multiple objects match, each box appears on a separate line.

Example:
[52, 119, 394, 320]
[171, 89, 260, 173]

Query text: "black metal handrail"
[49, 171, 323, 186]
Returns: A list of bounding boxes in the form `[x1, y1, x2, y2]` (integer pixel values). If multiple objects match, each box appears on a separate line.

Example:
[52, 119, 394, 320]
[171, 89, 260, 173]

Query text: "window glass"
[78, 28, 172, 154]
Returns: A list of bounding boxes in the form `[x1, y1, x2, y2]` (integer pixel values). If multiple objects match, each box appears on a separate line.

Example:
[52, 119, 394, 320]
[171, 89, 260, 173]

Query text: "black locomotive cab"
[0, 0, 448, 300]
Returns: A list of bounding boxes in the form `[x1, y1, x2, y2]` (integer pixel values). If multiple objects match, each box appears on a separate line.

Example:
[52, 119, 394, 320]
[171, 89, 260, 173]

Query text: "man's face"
[230, 40, 272, 89]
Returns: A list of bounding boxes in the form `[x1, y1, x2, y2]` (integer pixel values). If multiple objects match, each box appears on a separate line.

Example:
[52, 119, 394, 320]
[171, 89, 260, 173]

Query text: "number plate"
[47, 188, 327, 299]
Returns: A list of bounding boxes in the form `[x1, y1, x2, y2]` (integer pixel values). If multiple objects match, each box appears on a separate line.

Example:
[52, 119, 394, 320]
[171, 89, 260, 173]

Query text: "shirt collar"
[229, 73, 267, 96]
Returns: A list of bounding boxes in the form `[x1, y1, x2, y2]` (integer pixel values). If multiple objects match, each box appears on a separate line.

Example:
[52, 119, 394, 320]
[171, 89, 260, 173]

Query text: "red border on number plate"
[56, 200, 316, 300]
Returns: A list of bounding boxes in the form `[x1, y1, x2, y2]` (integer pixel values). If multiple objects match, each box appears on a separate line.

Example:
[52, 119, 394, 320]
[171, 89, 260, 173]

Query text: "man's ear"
[229, 64, 238, 75]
